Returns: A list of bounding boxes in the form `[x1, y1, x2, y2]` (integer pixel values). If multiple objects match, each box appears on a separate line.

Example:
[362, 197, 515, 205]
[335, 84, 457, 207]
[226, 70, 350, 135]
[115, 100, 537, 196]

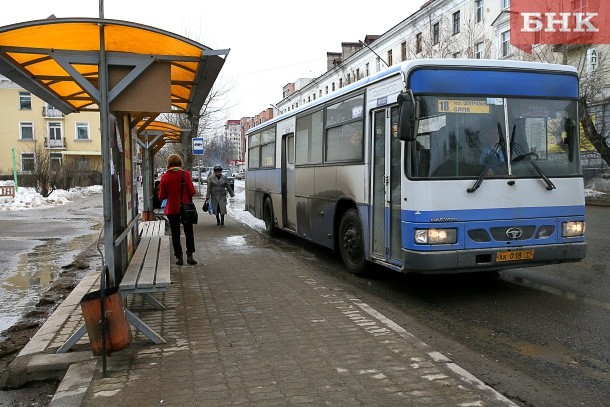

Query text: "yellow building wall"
[0, 77, 101, 176]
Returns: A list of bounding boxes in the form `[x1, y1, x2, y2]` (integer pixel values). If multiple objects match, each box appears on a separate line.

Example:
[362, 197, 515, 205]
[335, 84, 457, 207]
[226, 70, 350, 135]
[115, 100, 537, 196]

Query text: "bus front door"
[371, 107, 402, 265]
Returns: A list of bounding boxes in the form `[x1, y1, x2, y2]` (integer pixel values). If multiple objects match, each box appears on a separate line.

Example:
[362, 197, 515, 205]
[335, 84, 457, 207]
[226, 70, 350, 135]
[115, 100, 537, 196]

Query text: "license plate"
[495, 249, 535, 262]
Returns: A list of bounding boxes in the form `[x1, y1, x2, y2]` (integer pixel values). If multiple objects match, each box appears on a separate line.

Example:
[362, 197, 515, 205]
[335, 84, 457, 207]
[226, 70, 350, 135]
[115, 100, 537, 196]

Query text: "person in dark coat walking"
[205, 165, 235, 225]
[158, 154, 197, 265]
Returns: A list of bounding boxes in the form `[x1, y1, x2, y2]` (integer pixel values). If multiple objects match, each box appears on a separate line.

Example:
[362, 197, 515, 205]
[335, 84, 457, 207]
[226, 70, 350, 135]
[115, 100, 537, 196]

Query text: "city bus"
[245, 59, 586, 275]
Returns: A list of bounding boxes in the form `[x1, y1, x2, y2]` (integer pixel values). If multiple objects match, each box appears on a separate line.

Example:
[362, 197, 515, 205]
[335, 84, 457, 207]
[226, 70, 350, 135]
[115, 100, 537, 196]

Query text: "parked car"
[234, 172, 245, 180]
[222, 169, 235, 191]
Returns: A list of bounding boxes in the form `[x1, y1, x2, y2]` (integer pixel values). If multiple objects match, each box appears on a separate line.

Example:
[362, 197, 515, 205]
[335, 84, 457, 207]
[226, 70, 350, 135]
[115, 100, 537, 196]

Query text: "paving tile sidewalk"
[19, 210, 518, 406]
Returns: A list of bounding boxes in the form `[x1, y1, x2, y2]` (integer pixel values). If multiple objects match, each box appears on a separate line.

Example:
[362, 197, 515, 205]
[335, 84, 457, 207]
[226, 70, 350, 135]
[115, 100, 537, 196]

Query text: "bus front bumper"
[400, 242, 587, 274]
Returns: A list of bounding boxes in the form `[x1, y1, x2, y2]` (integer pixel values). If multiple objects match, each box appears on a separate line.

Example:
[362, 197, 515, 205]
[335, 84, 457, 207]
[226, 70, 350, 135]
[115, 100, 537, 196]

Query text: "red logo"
[511, 0, 610, 53]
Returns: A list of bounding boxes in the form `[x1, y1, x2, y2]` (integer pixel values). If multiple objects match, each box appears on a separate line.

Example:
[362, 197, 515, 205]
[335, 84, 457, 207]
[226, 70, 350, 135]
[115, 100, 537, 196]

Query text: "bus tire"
[263, 197, 277, 237]
[339, 209, 369, 276]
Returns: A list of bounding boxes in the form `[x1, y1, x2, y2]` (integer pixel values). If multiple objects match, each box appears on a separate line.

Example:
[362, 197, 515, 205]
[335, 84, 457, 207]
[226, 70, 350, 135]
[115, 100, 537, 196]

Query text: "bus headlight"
[415, 228, 457, 245]
[562, 221, 585, 237]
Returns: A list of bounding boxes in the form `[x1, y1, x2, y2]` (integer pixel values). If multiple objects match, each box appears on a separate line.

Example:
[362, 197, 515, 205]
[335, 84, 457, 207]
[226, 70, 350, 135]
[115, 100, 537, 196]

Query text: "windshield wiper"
[510, 125, 556, 190]
[467, 123, 505, 193]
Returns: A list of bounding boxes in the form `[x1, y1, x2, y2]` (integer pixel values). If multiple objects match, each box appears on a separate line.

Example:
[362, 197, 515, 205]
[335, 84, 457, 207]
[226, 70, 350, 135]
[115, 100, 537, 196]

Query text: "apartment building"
[0, 74, 102, 182]
[275, 0, 608, 124]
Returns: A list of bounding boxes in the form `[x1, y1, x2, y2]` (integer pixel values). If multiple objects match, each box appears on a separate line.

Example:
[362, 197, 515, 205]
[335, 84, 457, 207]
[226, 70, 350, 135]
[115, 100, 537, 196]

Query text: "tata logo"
[506, 227, 523, 240]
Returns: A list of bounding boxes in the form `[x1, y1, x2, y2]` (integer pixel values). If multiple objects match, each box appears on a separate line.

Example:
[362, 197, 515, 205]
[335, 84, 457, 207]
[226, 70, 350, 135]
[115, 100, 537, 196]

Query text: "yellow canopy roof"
[137, 120, 182, 148]
[0, 18, 229, 116]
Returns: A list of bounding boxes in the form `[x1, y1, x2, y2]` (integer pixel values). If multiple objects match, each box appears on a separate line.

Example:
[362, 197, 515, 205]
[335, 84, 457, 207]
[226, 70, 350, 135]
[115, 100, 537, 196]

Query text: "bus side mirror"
[398, 91, 419, 141]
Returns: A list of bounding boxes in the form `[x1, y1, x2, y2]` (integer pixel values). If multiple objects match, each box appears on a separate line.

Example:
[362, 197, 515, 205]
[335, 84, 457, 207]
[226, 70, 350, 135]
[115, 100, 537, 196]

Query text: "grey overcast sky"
[0, 0, 428, 123]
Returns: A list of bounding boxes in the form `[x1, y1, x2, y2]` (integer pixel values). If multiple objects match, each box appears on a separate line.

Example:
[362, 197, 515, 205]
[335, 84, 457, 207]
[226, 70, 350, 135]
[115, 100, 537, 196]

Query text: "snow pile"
[0, 184, 102, 211]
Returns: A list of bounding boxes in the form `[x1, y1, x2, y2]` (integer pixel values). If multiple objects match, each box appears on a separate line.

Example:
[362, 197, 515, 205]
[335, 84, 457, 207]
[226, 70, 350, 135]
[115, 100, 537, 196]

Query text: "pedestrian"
[158, 154, 197, 265]
[205, 165, 235, 226]
[152, 180, 162, 210]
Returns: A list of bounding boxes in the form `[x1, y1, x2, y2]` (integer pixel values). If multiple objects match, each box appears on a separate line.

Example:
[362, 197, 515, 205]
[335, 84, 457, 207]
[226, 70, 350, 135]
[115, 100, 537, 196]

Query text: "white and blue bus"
[245, 59, 586, 275]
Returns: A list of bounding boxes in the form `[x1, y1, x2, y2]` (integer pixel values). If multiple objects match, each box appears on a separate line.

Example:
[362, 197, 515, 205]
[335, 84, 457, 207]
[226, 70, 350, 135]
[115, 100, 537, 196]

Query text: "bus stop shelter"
[0, 17, 229, 284]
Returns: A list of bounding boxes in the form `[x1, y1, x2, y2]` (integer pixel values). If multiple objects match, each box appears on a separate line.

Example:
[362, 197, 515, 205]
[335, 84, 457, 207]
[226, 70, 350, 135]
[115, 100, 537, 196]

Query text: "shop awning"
[0, 18, 229, 116]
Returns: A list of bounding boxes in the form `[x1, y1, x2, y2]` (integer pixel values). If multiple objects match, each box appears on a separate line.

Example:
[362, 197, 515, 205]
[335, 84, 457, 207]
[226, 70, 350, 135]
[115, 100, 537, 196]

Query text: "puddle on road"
[0, 233, 99, 334]
[515, 341, 579, 366]
[467, 325, 579, 368]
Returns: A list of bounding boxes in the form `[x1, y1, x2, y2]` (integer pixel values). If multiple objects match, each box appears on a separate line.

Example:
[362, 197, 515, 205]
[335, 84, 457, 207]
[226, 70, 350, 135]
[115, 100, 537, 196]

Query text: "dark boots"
[187, 252, 197, 265]
[176, 253, 197, 265]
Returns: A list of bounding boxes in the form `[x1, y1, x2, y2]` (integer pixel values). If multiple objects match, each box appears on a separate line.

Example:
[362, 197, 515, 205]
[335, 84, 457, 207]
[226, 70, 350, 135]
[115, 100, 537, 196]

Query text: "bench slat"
[155, 238, 171, 288]
[138, 237, 160, 289]
[140, 220, 165, 237]
[121, 237, 151, 290]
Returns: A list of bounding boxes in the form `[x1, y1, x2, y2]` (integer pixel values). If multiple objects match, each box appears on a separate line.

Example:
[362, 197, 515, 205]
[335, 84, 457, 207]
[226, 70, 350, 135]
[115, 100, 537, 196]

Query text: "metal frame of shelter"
[0, 17, 229, 284]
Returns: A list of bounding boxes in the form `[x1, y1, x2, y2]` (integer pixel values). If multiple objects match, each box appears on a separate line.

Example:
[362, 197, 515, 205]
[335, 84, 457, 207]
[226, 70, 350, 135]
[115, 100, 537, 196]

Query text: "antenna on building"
[359, 40, 389, 68]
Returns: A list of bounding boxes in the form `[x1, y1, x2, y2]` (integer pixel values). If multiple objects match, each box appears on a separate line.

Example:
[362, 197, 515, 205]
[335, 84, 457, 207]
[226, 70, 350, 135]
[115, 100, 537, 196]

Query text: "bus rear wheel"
[339, 209, 369, 276]
[263, 197, 277, 237]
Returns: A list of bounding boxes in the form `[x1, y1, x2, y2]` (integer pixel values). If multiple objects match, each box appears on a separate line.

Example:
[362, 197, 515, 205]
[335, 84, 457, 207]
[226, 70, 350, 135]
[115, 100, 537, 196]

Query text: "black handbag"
[180, 171, 198, 224]
[202, 200, 209, 212]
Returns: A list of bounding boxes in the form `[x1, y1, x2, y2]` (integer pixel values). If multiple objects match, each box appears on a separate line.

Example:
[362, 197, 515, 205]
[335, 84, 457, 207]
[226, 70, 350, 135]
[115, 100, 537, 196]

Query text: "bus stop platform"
[8, 203, 517, 406]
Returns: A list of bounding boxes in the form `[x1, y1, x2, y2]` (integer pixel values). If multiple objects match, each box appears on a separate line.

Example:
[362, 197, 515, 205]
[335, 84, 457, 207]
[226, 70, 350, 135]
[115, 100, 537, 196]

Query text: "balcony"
[42, 106, 64, 118]
[45, 137, 66, 149]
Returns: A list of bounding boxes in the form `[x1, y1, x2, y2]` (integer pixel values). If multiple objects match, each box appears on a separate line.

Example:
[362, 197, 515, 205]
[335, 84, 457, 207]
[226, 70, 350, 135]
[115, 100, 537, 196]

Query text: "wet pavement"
[4, 195, 518, 407]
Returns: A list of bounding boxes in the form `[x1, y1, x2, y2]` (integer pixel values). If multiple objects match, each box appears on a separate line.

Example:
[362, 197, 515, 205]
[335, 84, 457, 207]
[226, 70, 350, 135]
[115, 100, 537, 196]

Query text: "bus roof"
[246, 58, 577, 135]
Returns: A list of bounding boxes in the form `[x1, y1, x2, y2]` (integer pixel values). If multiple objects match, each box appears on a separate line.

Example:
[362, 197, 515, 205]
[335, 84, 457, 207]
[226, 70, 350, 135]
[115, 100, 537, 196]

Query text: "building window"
[476, 0, 484, 23]
[319, 90, 323, 97]
[453, 11, 461, 35]
[325, 86, 328, 95]
[502, 0, 510, 9]
[48, 122, 62, 141]
[365, 63, 370, 76]
[347, 73, 351, 84]
[433, 23, 440, 45]
[76, 122, 90, 140]
[475, 42, 484, 59]
[401, 41, 407, 61]
[356, 68, 360, 79]
[387, 49, 393, 65]
[21, 153, 35, 173]
[500, 30, 511, 57]
[20, 122, 34, 140]
[339, 78, 343, 88]
[416, 32, 423, 53]
[19, 92, 31, 110]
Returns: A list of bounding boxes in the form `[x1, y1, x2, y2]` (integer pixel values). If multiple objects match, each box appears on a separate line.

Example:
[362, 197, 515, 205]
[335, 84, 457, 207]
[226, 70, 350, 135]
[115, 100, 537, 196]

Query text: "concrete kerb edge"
[350, 299, 519, 406]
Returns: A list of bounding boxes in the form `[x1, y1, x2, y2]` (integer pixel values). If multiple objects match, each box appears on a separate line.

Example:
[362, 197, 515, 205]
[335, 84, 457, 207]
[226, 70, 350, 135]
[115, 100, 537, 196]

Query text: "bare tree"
[159, 81, 232, 171]
[26, 141, 54, 197]
[525, 44, 610, 166]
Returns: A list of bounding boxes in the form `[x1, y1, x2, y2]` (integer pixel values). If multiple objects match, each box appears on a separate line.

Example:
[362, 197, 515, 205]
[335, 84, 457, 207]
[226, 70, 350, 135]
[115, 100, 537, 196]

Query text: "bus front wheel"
[263, 197, 277, 237]
[339, 209, 369, 276]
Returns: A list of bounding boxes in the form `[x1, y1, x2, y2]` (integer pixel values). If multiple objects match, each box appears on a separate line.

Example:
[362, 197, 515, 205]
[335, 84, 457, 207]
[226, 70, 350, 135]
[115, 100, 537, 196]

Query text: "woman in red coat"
[158, 154, 197, 265]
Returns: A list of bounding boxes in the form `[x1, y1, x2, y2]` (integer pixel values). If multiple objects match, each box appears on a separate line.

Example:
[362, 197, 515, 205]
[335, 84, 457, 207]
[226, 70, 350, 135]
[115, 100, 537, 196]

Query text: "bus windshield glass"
[409, 96, 580, 179]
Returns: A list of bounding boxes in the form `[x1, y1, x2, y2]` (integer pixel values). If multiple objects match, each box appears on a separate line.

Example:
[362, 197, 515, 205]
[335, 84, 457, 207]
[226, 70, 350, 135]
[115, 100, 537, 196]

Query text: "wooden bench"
[139, 219, 165, 237]
[57, 235, 171, 352]
[119, 236, 171, 344]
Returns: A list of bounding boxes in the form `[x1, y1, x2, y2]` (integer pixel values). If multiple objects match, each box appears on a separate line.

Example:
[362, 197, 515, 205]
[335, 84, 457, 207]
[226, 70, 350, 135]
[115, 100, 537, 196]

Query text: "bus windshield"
[409, 96, 580, 179]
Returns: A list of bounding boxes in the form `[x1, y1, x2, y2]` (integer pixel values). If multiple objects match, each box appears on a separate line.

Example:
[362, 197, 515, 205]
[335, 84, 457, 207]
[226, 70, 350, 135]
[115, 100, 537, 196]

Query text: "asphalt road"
[263, 204, 610, 407]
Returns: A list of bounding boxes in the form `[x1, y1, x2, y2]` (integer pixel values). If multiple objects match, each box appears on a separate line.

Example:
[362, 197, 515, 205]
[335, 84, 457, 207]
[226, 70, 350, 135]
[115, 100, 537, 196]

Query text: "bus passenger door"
[281, 134, 296, 231]
[371, 107, 402, 264]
